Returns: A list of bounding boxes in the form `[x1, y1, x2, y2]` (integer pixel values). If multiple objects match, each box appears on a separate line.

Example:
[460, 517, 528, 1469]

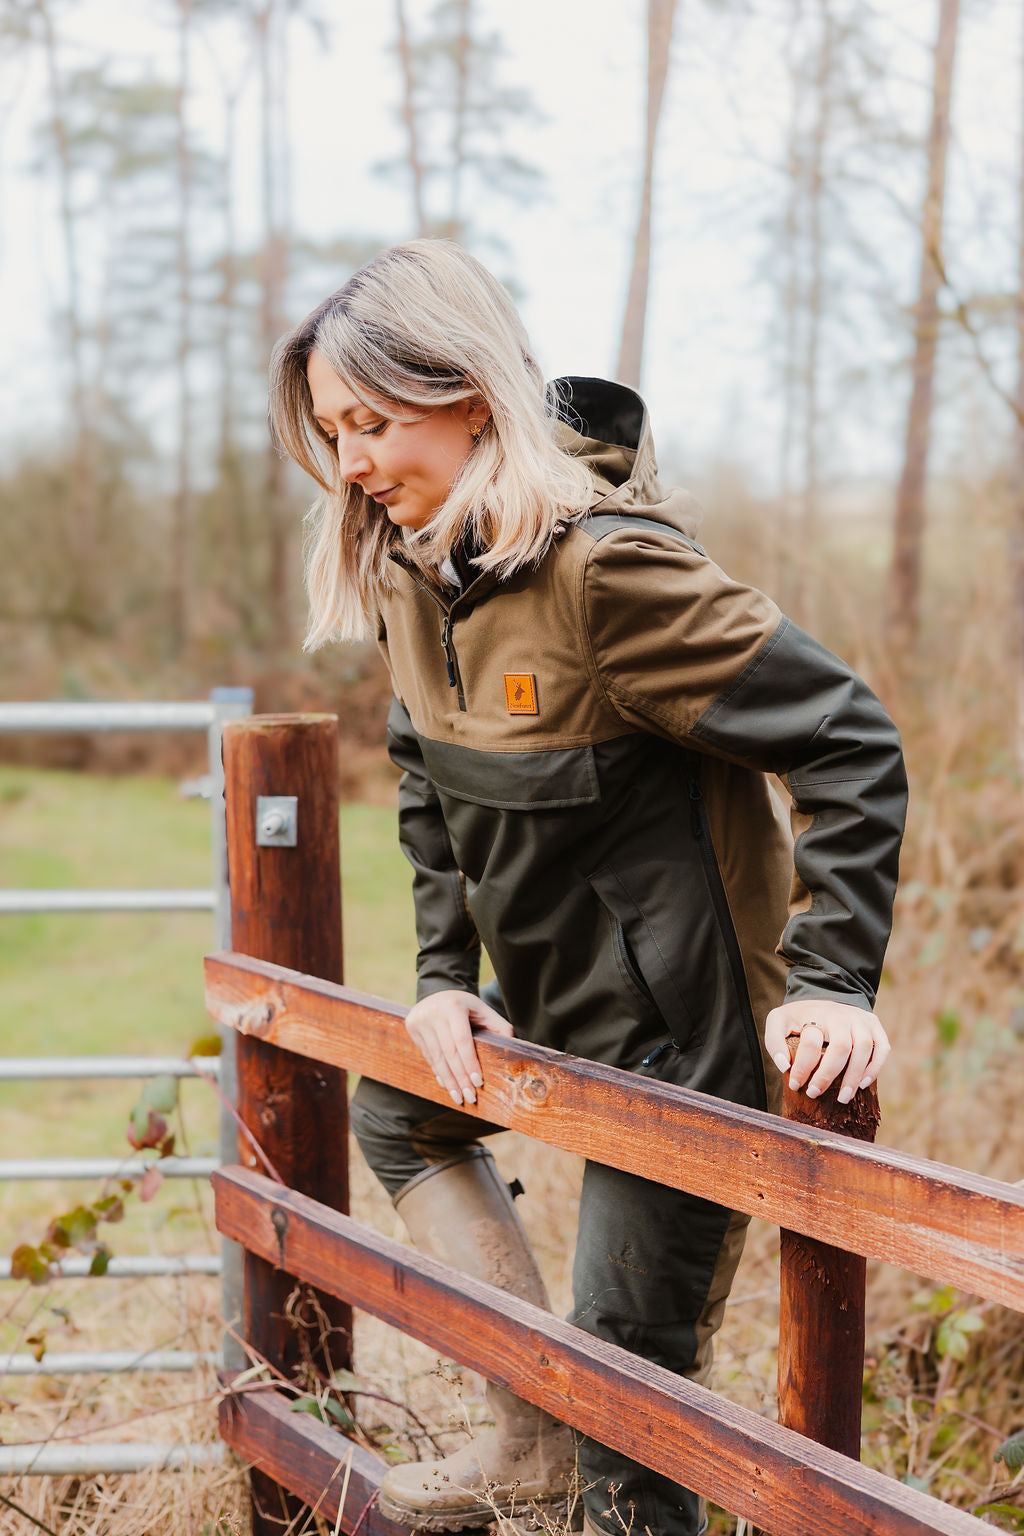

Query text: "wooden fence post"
[777, 1058, 880, 1459]
[223, 714, 351, 1533]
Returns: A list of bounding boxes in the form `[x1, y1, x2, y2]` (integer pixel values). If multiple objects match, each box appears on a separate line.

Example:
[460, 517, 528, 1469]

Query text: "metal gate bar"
[2, 1350, 218, 1375]
[0, 1056, 221, 1081]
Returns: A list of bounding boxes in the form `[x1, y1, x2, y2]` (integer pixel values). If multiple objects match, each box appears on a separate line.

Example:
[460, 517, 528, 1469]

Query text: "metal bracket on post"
[256, 797, 298, 847]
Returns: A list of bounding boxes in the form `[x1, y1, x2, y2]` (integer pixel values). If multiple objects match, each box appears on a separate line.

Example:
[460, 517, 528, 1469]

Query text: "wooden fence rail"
[205, 952, 1024, 1313]
[210, 714, 1023, 1536]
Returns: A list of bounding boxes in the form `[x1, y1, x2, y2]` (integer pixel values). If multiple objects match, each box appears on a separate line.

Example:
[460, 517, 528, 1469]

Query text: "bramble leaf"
[127, 1108, 168, 1150]
[89, 1246, 111, 1276]
[93, 1195, 125, 1224]
[11, 1245, 50, 1285]
[995, 1429, 1024, 1470]
[145, 1075, 179, 1115]
[138, 1165, 164, 1202]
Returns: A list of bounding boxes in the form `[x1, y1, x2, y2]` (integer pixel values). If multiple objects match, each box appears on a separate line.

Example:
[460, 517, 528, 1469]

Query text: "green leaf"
[322, 1398, 355, 1429]
[92, 1195, 125, 1224]
[902, 1473, 930, 1492]
[144, 1074, 179, 1114]
[10, 1244, 50, 1285]
[995, 1428, 1024, 1470]
[935, 1319, 968, 1361]
[328, 1368, 364, 1394]
[957, 1311, 985, 1335]
[926, 1285, 957, 1315]
[289, 1395, 327, 1423]
[935, 1010, 960, 1048]
[49, 1205, 98, 1249]
[89, 1245, 111, 1277]
[189, 1034, 222, 1058]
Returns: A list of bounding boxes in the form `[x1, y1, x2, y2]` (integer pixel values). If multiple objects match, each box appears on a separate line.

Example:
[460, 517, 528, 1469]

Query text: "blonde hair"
[269, 239, 594, 646]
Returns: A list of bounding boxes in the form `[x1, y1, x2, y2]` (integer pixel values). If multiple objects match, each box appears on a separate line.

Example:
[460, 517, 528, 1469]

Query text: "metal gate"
[0, 690, 252, 1474]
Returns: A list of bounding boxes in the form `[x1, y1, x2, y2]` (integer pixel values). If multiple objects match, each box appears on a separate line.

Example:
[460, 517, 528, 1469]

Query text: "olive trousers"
[351, 1075, 751, 1536]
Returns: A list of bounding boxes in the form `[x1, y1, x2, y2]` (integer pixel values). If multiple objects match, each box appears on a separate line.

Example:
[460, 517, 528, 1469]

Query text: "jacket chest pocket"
[585, 865, 703, 1051]
[419, 740, 600, 811]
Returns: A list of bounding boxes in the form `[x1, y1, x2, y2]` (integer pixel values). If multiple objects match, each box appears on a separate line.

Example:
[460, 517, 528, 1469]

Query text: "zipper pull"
[440, 618, 456, 688]
[687, 776, 704, 838]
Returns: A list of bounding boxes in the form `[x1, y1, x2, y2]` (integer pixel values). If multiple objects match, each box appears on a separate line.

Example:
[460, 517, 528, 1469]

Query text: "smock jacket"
[376, 378, 907, 1113]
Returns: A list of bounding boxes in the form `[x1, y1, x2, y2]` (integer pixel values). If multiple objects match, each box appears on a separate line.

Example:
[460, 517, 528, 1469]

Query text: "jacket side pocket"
[584, 865, 703, 1050]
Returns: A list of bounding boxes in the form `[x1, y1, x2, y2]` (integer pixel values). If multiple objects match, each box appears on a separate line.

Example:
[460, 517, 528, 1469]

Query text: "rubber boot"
[377, 1149, 575, 1531]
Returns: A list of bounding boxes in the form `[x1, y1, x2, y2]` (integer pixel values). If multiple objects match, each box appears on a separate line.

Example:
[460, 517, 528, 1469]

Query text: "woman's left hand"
[764, 998, 890, 1103]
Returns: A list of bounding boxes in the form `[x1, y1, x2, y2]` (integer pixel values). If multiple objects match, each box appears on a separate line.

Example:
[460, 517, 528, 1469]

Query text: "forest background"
[1, 0, 1024, 1530]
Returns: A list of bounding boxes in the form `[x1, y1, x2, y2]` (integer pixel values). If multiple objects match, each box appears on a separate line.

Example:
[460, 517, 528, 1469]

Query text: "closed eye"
[360, 422, 386, 436]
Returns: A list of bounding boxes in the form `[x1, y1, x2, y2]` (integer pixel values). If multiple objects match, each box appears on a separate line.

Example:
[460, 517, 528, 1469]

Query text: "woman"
[269, 240, 906, 1536]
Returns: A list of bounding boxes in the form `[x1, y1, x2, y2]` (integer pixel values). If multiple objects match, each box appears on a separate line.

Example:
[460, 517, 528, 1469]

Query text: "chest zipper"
[439, 616, 467, 712]
[687, 772, 767, 1111]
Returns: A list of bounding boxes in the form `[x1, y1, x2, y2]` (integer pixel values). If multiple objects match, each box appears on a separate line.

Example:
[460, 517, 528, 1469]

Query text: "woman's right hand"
[404, 989, 514, 1107]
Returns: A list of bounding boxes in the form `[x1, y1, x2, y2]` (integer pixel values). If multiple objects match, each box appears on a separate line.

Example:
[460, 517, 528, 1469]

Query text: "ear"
[464, 396, 492, 432]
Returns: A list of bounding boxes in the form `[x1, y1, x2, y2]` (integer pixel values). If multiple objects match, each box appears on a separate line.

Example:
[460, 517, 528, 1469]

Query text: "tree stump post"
[777, 1050, 880, 1460]
[223, 714, 351, 1533]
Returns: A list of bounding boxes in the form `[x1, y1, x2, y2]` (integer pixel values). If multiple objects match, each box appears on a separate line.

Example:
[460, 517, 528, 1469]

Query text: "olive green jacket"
[376, 378, 907, 1112]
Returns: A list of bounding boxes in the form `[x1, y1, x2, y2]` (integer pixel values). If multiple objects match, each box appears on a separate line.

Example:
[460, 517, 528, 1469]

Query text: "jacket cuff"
[783, 968, 876, 1013]
[415, 963, 481, 1003]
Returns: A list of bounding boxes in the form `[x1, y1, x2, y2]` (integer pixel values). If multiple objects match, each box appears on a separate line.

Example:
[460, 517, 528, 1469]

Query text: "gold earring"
[470, 422, 483, 440]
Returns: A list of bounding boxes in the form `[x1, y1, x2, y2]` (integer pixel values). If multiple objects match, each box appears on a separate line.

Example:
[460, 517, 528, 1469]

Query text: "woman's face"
[306, 349, 488, 532]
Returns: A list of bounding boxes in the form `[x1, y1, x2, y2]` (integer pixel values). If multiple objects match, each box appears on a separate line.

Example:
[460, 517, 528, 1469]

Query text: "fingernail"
[773, 1053, 790, 1073]
[448, 1089, 462, 1106]
[806, 1085, 820, 1099]
[464, 1087, 476, 1105]
[470, 1073, 483, 1088]
[859, 1077, 872, 1090]
[788, 1075, 799, 1090]
[837, 1087, 853, 1104]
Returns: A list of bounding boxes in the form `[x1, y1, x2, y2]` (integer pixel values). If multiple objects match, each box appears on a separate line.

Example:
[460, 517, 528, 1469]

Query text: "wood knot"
[523, 1076, 548, 1105]
[227, 995, 279, 1038]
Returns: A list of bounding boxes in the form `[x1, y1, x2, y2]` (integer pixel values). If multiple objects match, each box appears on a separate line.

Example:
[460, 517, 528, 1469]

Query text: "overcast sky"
[1, 0, 1021, 495]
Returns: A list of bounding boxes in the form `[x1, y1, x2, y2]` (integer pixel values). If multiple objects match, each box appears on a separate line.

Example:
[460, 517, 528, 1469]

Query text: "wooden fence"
[206, 715, 1024, 1536]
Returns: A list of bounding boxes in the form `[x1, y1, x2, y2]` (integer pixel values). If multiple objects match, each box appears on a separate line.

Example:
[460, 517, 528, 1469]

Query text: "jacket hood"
[549, 376, 702, 541]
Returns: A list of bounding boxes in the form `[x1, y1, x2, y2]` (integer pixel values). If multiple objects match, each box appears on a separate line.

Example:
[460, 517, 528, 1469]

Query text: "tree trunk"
[616, 0, 678, 389]
[773, 0, 806, 608]
[796, 0, 833, 633]
[258, 0, 291, 650]
[173, 0, 195, 654]
[886, 0, 961, 651]
[395, 0, 428, 235]
[37, 0, 97, 616]
[449, 0, 471, 236]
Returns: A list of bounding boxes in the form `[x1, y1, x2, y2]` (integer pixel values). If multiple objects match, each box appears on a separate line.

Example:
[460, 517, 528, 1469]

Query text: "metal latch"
[256, 796, 297, 847]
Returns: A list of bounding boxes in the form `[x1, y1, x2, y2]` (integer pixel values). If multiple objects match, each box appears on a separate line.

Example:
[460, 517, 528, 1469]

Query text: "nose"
[336, 435, 372, 484]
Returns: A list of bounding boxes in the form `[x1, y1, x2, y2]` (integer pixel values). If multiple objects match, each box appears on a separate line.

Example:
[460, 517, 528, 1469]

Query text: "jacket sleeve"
[386, 696, 481, 1001]
[581, 529, 907, 1012]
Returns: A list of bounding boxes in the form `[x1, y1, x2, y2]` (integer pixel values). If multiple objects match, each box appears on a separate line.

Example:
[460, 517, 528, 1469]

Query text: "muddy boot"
[377, 1149, 575, 1531]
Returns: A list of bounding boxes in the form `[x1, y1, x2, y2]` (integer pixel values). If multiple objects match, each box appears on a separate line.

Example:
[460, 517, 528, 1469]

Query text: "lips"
[369, 486, 400, 505]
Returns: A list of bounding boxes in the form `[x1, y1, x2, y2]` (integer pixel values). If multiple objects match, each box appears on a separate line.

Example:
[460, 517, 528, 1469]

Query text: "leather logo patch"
[503, 672, 538, 715]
